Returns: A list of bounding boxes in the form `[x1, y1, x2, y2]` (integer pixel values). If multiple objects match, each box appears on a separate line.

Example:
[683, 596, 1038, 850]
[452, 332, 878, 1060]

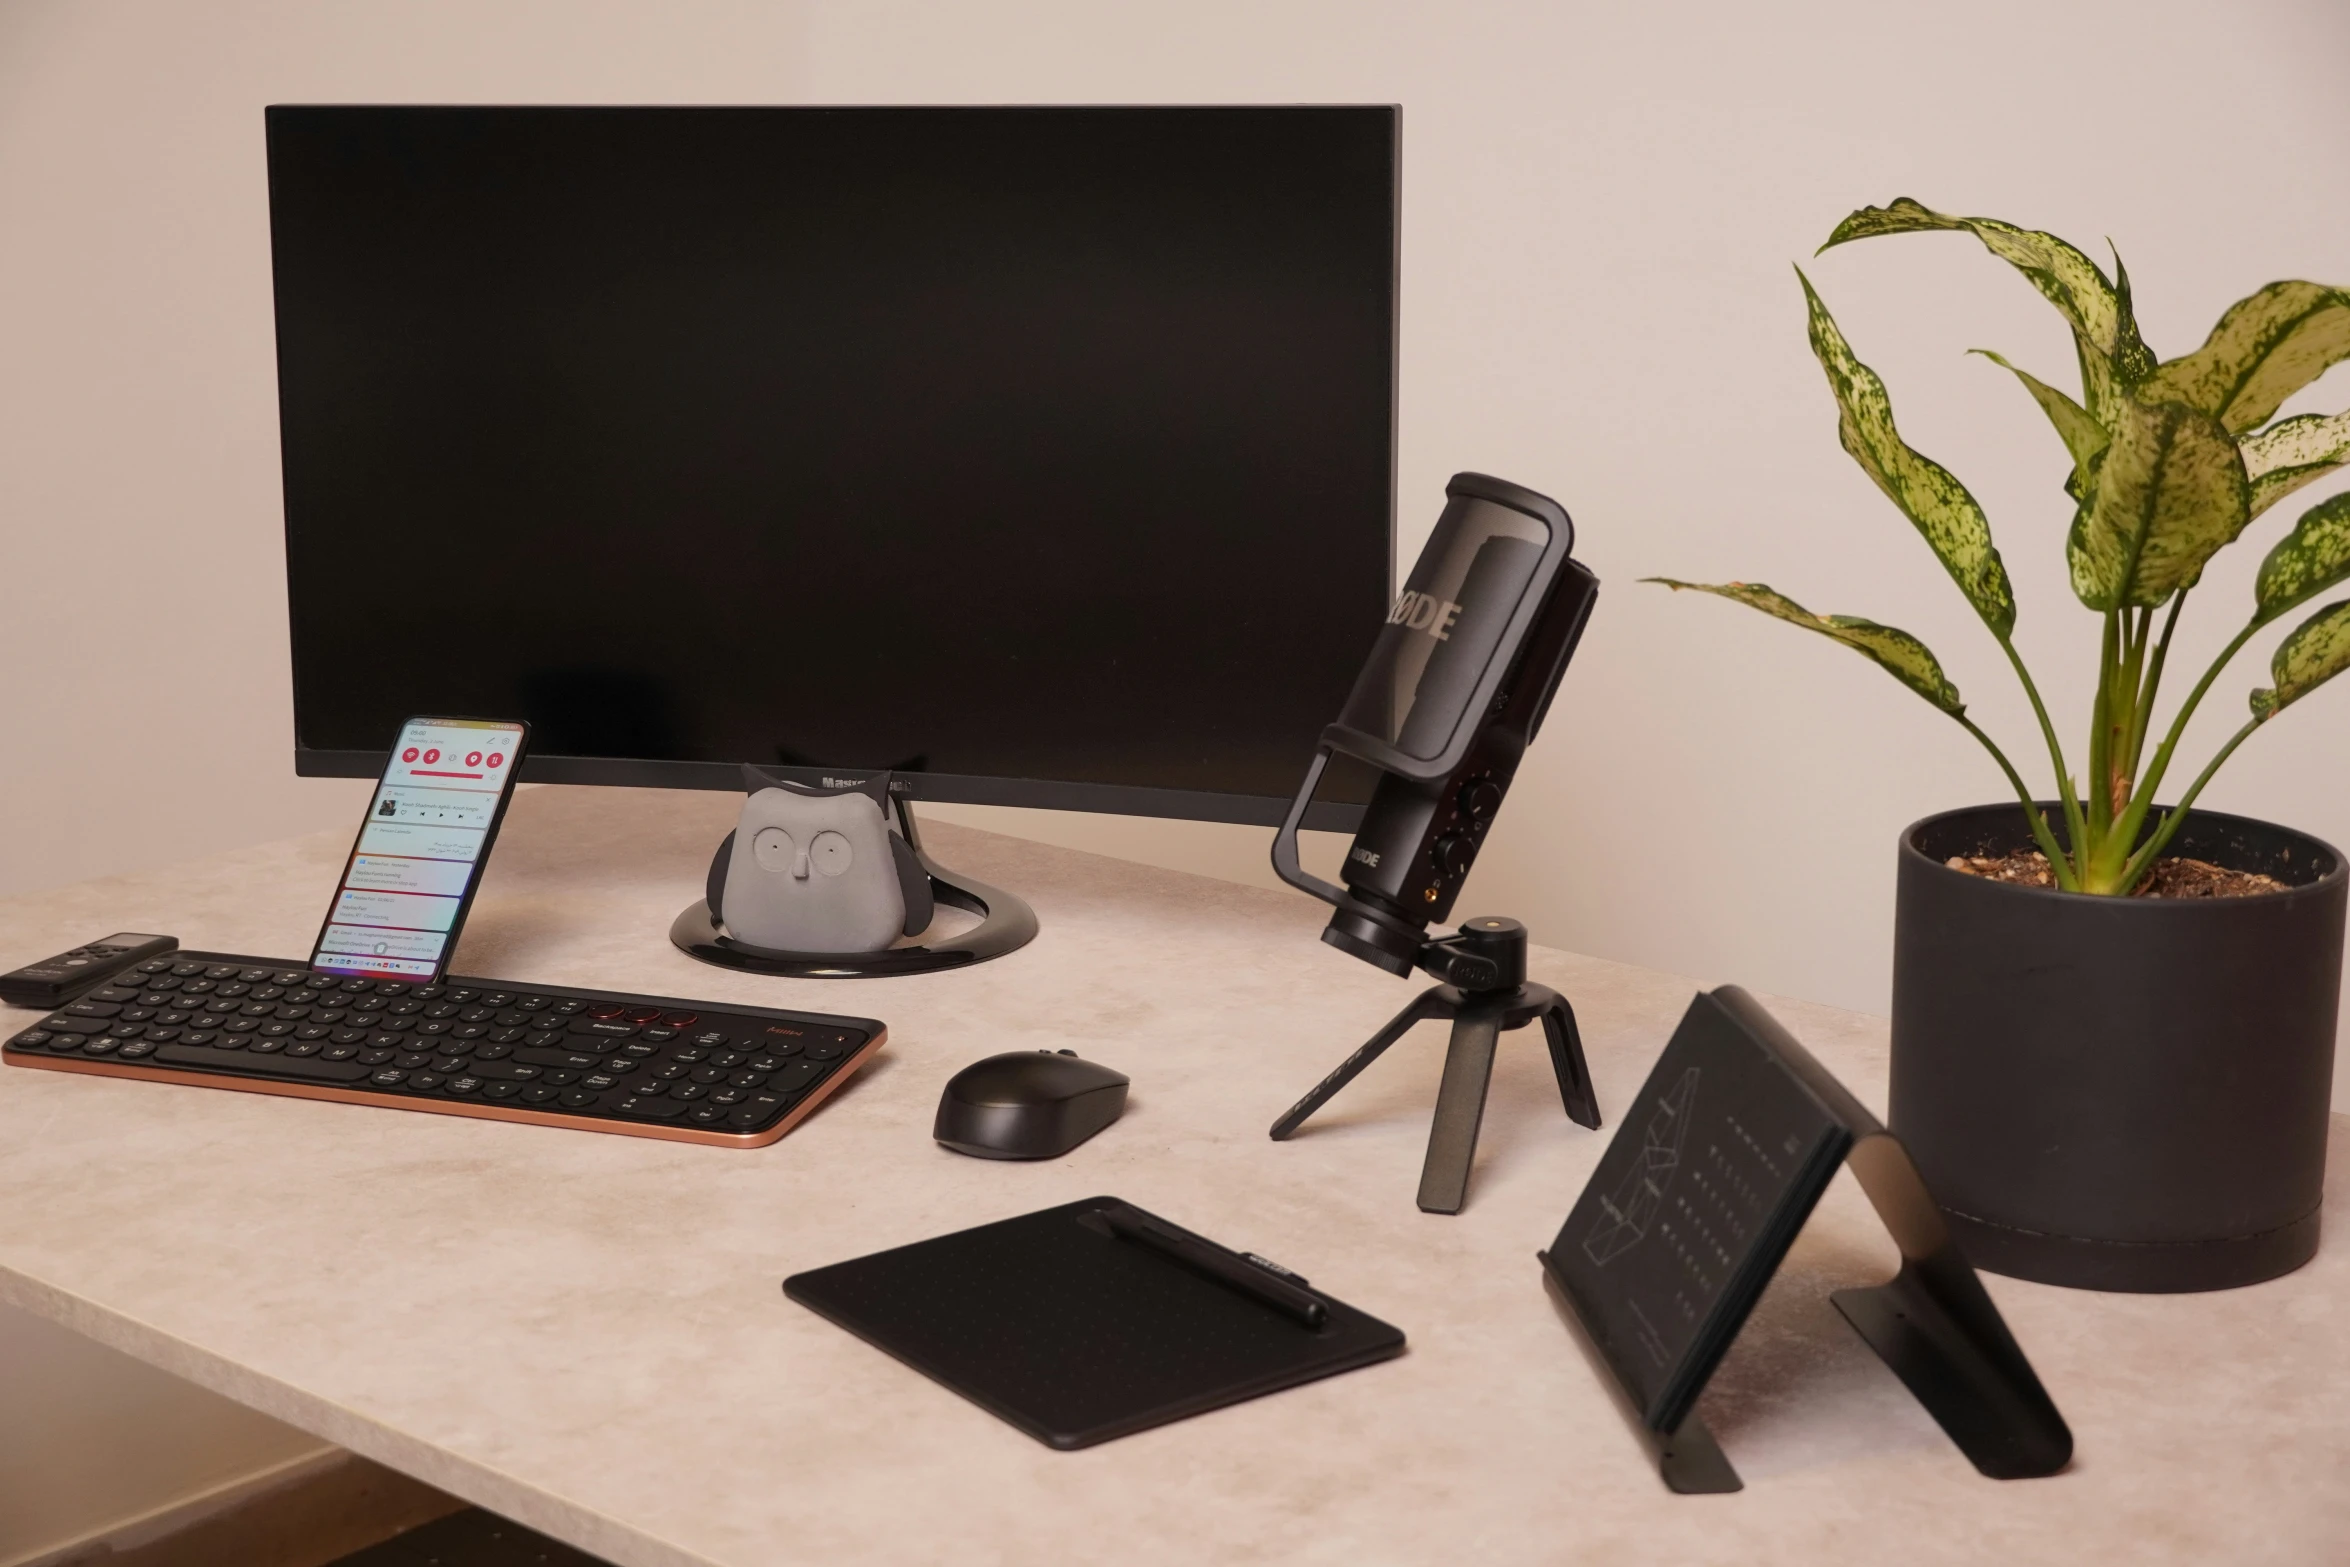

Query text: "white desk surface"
[1, 785, 2344, 1566]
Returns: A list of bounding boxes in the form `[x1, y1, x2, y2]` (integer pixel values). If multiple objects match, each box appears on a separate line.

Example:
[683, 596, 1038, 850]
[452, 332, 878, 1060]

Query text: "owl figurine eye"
[752, 826, 801, 876]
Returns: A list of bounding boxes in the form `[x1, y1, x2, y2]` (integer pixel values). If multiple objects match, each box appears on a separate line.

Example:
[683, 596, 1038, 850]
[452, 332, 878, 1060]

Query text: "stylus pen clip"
[1102, 1208, 1328, 1330]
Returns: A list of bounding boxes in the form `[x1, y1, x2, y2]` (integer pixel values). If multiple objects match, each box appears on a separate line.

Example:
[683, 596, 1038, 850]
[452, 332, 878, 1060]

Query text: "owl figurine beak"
[793, 842, 812, 879]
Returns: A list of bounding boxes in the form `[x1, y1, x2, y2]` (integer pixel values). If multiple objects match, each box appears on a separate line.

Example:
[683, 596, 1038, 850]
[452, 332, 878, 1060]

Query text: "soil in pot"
[1944, 851, 2287, 898]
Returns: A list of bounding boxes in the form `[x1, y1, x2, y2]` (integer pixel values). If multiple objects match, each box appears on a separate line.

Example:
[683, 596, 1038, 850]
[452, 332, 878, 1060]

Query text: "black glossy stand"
[671, 802, 1038, 979]
[1269, 918, 1600, 1214]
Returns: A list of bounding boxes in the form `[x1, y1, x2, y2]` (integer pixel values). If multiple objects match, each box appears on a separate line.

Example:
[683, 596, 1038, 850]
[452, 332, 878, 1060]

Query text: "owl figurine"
[706, 773, 932, 954]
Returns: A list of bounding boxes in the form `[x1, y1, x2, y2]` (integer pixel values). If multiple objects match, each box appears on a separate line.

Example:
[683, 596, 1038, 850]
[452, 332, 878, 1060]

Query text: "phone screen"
[311, 717, 529, 980]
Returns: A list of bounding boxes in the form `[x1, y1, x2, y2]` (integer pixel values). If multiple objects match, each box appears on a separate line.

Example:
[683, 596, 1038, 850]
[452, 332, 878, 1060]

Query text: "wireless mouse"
[934, 1050, 1130, 1160]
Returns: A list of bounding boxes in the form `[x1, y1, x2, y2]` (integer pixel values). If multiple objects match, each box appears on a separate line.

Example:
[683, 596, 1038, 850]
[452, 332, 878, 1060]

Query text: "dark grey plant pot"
[1890, 803, 2345, 1293]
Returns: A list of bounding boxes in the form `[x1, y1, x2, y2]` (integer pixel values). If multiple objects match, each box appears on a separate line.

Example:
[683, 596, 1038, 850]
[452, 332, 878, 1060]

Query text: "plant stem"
[2125, 592, 2185, 785]
[1994, 635, 2086, 880]
[2113, 616, 2265, 859]
[2120, 717, 2264, 888]
[1956, 713, 2081, 892]
[2087, 609, 2118, 840]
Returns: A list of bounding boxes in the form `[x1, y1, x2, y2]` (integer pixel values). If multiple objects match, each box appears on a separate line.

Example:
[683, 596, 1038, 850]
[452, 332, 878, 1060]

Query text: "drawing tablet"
[785, 1196, 1406, 1449]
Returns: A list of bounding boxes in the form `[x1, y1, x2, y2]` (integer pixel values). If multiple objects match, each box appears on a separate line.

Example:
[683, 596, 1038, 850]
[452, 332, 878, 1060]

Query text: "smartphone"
[309, 717, 530, 982]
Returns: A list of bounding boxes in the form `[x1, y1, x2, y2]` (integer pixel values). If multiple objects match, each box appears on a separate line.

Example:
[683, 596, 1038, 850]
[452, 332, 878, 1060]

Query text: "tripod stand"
[1269, 917, 1601, 1214]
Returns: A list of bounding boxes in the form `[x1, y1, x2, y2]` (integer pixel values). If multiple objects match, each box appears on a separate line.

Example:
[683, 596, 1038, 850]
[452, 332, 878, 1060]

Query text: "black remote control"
[0, 934, 178, 1009]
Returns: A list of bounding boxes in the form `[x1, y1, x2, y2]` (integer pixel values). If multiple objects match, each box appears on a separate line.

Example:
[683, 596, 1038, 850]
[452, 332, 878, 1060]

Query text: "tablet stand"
[670, 800, 1038, 979]
[1540, 986, 2072, 1493]
[1269, 918, 1599, 1214]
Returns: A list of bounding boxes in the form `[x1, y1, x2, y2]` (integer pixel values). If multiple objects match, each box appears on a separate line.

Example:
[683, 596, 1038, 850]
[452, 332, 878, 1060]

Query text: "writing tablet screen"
[1548, 991, 1848, 1429]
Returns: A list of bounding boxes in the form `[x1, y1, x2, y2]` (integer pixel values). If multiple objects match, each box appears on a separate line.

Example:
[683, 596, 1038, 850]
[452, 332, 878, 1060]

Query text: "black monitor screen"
[268, 105, 1395, 824]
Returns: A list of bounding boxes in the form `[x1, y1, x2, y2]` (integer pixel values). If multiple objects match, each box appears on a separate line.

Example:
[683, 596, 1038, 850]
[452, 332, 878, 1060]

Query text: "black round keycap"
[117, 1040, 157, 1058]
[270, 970, 304, 985]
[583, 1073, 622, 1090]
[446, 1076, 481, 1096]
[490, 1027, 527, 1044]
[411, 1073, 445, 1090]
[690, 1106, 725, 1125]
[249, 1037, 287, 1053]
[157, 1011, 191, 1026]
[691, 1065, 727, 1083]
[260, 1022, 296, 1037]
[432, 1056, 466, 1074]
[709, 1050, 744, 1068]
[559, 1089, 599, 1108]
[297, 1025, 332, 1041]
[340, 978, 373, 993]
[521, 1085, 560, 1104]
[13, 1030, 52, 1047]
[83, 1038, 120, 1055]
[482, 1081, 520, 1099]
[387, 998, 423, 1014]
[526, 1031, 563, 1047]
[451, 1024, 488, 1040]
[323, 1044, 360, 1061]
[285, 1040, 322, 1056]
[395, 1052, 432, 1069]
[414, 985, 446, 1000]
[747, 1055, 784, 1072]
[652, 1063, 689, 1080]
[312, 1008, 345, 1024]
[277, 1002, 313, 1019]
[372, 1068, 408, 1086]
[360, 1048, 395, 1064]
[805, 1044, 844, 1062]
[146, 1027, 183, 1042]
[415, 1020, 451, 1036]
[459, 1007, 494, 1023]
[205, 966, 239, 979]
[382, 1016, 416, 1032]
[108, 1022, 149, 1038]
[351, 996, 386, 1013]
[553, 999, 586, 1014]
[224, 1018, 259, 1033]
[542, 1070, 577, 1086]
[369, 1032, 404, 1049]
[439, 1037, 477, 1056]
[730, 1070, 767, 1088]
[709, 1088, 745, 1105]
[183, 1029, 218, 1045]
[494, 1011, 530, 1028]
[474, 1043, 512, 1060]
[674, 1083, 708, 1101]
[122, 1007, 157, 1022]
[304, 975, 336, 990]
[253, 986, 285, 1001]
[627, 1081, 667, 1098]
[518, 996, 551, 1011]
[726, 1106, 767, 1128]
[182, 979, 217, 994]
[171, 962, 205, 976]
[331, 1029, 367, 1045]
[375, 981, 411, 996]
[481, 992, 514, 1006]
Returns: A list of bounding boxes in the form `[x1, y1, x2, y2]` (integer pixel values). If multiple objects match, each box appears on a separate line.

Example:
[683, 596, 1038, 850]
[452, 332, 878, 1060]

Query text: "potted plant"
[1654, 199, 2350, 1291]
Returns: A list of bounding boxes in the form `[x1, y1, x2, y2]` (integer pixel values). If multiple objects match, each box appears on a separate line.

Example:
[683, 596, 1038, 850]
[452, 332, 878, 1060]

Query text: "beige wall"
[0, 5, 2347, 1533]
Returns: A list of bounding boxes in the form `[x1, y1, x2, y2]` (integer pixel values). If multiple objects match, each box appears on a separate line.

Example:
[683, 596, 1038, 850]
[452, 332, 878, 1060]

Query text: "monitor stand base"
[671, 804, 1038, 978]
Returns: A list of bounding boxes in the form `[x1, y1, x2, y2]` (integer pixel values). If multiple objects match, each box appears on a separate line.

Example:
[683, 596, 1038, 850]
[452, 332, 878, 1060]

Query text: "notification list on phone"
[314, 720, 518, 978]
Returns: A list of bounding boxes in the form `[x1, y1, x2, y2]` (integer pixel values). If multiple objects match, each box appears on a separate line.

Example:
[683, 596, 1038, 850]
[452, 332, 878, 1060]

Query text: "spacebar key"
[155, 1044, 370, 1083]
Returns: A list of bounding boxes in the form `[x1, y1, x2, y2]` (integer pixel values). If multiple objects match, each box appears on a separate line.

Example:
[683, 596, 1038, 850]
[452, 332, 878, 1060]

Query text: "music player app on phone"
[313, 718, 525, 979]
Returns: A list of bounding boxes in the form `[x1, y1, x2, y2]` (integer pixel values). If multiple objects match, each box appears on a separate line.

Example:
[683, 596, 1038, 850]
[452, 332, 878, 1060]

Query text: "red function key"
[585, 1001, 627, 1019]
[625, 1006, 663, 1025]
[661, 1010, 698, 1028]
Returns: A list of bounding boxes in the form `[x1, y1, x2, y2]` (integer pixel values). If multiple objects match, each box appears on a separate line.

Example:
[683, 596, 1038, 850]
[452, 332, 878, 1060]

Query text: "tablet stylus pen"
[1103, 1209, 1328, 1329]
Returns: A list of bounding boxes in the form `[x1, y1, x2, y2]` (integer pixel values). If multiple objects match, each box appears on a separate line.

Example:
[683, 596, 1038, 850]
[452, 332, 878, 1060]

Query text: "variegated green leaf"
[2141, 281, 2350, 434]
[1973, 348, 2109, 500]
[1800, 270, 2016, 637]
[1821, 199, 2154, 383]
[2065, 397, 2251, 609]
[2253, 492, 2350, 624]
[2243, 409, 2350, 518]
[1643, 579, 1964, 713]
[2251, 597, 2350, 720]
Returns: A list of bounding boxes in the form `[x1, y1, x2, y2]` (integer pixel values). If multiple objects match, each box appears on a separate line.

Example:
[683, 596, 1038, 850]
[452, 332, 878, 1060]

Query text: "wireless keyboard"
[0, 951, 884, 1148]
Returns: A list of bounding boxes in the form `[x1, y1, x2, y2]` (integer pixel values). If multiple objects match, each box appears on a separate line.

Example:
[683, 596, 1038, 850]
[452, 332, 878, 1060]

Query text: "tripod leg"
[1417, 1011, 1502, 1215]
[1269, 989, 1452, 1141]
[1540, 994, 1602, 1130]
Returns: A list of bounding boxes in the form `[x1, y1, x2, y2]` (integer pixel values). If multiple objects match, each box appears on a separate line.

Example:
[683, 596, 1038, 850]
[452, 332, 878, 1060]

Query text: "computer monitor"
[267, 104, 1395, 831]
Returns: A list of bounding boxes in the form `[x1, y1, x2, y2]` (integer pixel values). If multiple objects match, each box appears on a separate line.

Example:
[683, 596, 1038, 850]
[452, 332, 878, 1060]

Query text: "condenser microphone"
[1272, 471, 1597, 978]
